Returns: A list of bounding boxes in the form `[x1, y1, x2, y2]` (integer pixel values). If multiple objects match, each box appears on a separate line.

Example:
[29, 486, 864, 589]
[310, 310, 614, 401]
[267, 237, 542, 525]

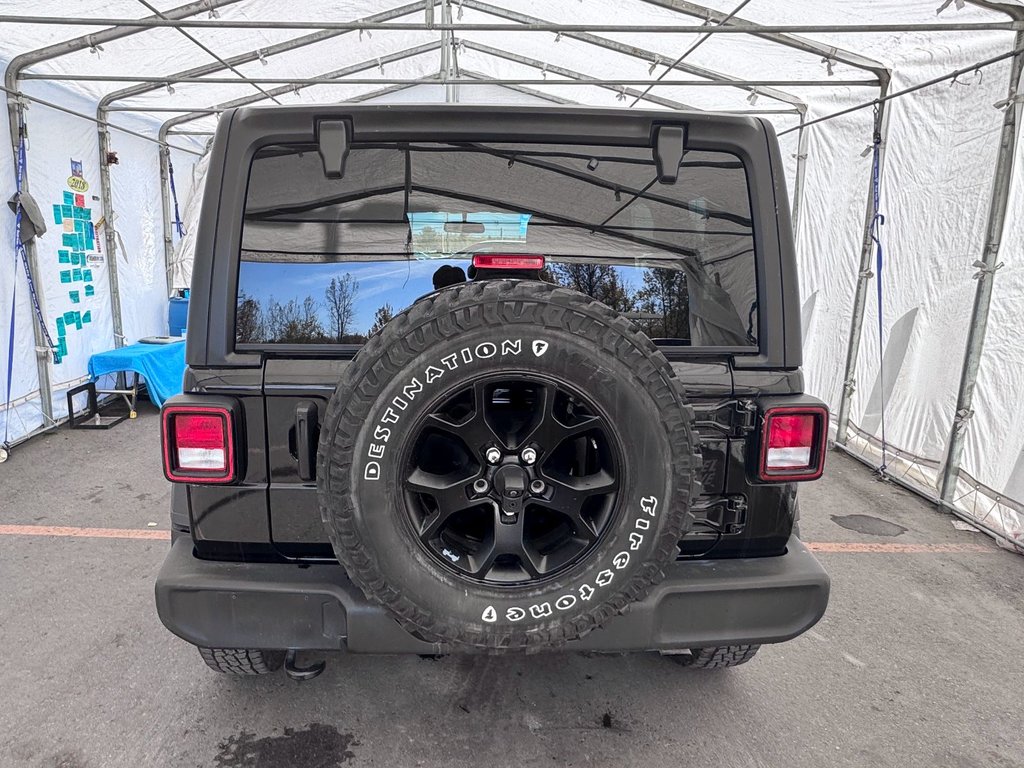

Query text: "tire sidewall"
[319, 283, 698, 647]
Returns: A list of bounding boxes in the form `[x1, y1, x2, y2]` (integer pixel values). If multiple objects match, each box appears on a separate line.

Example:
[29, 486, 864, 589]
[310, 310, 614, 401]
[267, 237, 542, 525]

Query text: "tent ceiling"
[2, 0, 1020, 140]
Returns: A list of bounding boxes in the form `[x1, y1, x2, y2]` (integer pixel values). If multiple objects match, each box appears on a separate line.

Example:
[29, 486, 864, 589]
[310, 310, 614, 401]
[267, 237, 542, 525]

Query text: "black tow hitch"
[284, 650, 326, 681]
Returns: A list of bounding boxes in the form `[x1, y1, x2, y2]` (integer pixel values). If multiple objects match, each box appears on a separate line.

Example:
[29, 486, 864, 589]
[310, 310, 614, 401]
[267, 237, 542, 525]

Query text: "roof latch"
[317, 120, 351, 179]
[653, 125, 686, 184]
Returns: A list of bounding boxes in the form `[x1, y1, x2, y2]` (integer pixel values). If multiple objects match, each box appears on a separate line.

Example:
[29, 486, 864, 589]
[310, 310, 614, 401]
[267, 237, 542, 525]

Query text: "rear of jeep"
[156, 105, 829, 675]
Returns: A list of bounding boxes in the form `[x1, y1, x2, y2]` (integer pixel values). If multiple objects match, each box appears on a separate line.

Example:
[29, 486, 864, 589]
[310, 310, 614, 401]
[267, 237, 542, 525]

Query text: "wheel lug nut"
[485, 447, 502, 464]
[520, 447, 537, 465]
[529, 479, 546, 495]
[473, 478, 490, 495]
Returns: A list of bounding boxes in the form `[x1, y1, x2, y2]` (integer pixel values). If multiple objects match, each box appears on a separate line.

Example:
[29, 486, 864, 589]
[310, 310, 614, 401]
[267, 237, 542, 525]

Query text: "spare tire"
[317, 280, 700, 651]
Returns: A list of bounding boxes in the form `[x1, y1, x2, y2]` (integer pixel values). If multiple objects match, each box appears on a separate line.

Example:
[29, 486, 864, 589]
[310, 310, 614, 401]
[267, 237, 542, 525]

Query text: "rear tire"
[670, 644, 760, 669]
[197, 647, 285, 675]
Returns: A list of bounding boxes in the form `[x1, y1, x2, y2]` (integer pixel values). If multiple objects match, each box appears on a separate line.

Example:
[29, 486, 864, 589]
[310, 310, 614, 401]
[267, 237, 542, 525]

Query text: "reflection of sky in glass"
[239, 258, 472, 334]
[239, 258, 650, 337]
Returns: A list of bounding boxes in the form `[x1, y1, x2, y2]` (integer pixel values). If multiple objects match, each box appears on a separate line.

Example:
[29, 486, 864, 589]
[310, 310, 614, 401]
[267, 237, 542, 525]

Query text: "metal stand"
[66, 373, 140, 429]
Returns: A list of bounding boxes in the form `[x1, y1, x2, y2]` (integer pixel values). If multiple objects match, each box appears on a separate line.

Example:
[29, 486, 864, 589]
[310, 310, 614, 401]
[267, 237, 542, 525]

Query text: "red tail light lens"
[162, 406, 235, 483]
[472, 253, 546, 270]
[758, 406, 828, 481]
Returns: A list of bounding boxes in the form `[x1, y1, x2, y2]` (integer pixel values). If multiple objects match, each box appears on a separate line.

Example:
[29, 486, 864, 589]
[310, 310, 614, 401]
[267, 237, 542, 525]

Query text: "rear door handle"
[295, 401, 320, 482]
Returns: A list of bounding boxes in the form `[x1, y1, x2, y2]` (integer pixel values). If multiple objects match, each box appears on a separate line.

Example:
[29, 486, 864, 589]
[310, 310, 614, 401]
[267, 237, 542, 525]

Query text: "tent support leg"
[5, 96, 54, 424]
[96, 119, 125, 348]
[834, 77, 891, 445]
[939, 32, 1024, 503]
[790, 107, 809, 239]
[158, 144, 175, 295]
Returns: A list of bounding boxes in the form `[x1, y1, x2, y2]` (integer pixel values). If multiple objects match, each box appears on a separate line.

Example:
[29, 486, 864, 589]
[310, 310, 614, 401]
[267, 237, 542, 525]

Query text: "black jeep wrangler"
[156, 105, 829, 676]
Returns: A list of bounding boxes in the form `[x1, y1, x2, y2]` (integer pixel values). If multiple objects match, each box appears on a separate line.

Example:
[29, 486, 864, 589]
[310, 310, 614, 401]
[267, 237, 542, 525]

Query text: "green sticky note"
[58, 251, 71, 264]
[60, 270, 71, 284]
[62, 205, 73, 219]
[58, 337, 67, 356]
[62, 233, 76, 247]
[74, 219, 84, 233]
[52, 204, 63, 224]
[63, 310, 75, 324]
[83, 208, 91, 219]
[63, 191, 74, 206]
[82, 269, 93, 282]
[72, 268, 82, 282]
[56, 317, 65, 336]
[69, 252, 80, 266]
[84, 284, 95, 297]
[82, 310, 92, 324]
[74, 312, 82, 330]
[85, 236, 94, 251]
[69, 291, 80, 304]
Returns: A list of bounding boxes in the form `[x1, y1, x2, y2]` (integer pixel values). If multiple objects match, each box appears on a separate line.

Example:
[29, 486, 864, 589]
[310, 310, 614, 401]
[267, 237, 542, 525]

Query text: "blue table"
[88, 340, 186, 409]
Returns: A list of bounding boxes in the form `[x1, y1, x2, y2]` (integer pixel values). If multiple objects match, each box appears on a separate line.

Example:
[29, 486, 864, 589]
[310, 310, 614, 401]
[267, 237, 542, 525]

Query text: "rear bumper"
[155, 535, 829, 654]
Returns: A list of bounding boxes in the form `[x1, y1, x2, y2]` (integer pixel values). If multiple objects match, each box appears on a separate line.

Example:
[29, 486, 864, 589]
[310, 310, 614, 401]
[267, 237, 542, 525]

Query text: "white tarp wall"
[0, 0, 1021, 549]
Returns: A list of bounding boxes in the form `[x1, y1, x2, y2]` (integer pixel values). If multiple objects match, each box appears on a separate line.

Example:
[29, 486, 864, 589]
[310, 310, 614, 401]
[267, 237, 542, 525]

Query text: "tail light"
[162, 405, 236, 483]
[472, 253, 546, 270]
[758, 406, 828, 482]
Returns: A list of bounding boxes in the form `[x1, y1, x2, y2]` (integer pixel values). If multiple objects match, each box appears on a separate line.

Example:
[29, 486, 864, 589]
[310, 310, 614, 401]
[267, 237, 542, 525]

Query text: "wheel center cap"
[493, 464, 528, 499]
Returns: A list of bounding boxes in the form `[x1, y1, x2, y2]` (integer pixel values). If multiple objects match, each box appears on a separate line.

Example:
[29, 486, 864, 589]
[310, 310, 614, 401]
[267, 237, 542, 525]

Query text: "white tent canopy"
[1, 0, 1022, 551]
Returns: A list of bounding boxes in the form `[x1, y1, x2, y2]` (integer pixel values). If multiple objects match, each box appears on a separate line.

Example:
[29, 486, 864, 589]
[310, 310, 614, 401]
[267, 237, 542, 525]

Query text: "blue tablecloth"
[88, 341, 186, 408]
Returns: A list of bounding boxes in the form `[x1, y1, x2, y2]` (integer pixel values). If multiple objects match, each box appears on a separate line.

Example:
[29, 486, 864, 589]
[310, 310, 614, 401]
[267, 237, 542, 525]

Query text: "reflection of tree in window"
[636, 268, 690, 341]
[417, 226, 442, 254]
[549, 263, 634, 314]
[369, 303, 395, 336]
[267, 296, 328, 344]
[325, 274, 359, 342]
[236, 291, 266, 343]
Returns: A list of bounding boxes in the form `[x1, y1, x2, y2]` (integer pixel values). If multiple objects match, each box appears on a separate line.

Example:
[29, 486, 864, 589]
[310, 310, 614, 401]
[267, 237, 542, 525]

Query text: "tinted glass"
[237, 142, 757, 347]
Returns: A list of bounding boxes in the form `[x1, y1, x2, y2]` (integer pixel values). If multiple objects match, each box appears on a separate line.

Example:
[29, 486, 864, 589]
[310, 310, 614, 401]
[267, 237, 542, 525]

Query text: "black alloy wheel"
[402, 375, 621, 586]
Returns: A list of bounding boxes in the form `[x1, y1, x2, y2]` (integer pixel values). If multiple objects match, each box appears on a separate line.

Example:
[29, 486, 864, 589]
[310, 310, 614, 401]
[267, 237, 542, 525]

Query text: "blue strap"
[6, 132, 56, 442]
[11, 137, 56, 362]
[168, 158, 185, 238]
[870, 114, 888, 472]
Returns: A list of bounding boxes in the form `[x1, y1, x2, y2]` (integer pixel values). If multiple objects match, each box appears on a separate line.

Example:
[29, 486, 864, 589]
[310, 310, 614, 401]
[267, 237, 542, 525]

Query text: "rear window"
[236, 141, 758, 349]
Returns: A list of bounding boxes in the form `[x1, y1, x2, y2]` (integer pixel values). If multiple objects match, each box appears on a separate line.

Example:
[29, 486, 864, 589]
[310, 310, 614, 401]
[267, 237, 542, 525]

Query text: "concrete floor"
[1, 404, 1022, 768]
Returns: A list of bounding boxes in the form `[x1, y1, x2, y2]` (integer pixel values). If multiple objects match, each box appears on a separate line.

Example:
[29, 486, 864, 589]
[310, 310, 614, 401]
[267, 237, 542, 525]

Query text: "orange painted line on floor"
[805, 541, 993, 554]
[0, 524, 997, 553]
[0, 524, 171, 540]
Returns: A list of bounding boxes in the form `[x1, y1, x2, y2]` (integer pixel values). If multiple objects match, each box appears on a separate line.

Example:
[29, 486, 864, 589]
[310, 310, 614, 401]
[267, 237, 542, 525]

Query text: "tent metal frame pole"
[96, 124, 125, 345]
[939, 29, 1024, 502]
[458, 42, 695, 109]
[790, 108, 809, 239]
[441, 0, 455, 103]
[3, 0, 234, 418]
[639, 0, 888, 79]
[156, 43, 444, 138]
[834, 78, 892, 445]
[460, 0, 808, 111]
[4, 99, 54, 425]
[21, 74, 878, 87]
[458, 70, 578, 105]
[158, 145, 175, 295]
[97, 2, 436, 118]
[1, 16, 1019, 33]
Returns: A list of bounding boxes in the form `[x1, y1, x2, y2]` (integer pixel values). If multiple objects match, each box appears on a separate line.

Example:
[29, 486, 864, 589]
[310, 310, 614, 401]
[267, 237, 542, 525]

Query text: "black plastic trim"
[155, 535, 829, 653]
